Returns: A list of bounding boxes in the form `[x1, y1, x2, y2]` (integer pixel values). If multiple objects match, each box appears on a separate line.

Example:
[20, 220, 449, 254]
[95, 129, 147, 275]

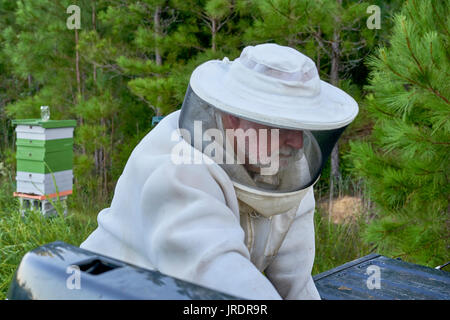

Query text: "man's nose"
[279, 130, 303, 149]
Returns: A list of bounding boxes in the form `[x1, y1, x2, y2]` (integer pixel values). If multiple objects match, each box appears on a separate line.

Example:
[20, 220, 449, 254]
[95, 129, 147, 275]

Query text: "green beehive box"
[12, 119, 76, 174]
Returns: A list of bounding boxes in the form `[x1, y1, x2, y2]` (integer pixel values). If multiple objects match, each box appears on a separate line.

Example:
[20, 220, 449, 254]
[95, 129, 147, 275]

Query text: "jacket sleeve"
[139, 161, 282, 300]
[264, 187, 321, 300]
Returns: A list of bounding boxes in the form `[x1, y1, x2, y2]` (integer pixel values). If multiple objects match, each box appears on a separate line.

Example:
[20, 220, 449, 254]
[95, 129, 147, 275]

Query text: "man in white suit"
[80, 43, 358, 299]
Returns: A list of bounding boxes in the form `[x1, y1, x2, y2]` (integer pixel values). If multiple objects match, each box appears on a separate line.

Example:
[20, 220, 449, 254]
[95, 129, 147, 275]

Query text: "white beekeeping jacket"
[80, 110, 320, 300]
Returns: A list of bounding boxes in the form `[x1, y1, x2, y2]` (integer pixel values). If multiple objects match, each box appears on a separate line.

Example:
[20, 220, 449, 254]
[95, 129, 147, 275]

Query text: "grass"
[312, 204, 372, 275]
[312, 168, 374, 274]
[0, 160, 373, 299]
[0, 171, 98, 299]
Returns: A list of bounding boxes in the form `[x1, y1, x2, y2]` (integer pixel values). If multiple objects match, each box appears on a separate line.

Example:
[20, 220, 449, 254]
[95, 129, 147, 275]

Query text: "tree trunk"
[103, 140, 107, 196]
[316, 27, 321, 73]
[330, 7, 342, 182]
[93, 0, 107, 196]
[329, 0, 342, 219]
[0, 101, 6, 151]
[75, 27, 86, 155]
[154, 6, 162, 66]
[212, 18, 217, 52]
[92, 1, 97, 85]
[94, 149, 99, 172]
[110, 116, 114, 170]
[75, 29, 81, 99]
[154, 6, 163, 116]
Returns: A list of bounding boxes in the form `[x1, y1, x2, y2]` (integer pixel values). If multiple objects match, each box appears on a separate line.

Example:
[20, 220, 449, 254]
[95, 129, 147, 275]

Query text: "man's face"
[221, 113, 304, 172]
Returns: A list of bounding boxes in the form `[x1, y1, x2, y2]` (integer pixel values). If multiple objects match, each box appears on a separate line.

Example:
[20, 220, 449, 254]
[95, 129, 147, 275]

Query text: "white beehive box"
[15, 170, 73, 196]
[15, 125, 74, 140]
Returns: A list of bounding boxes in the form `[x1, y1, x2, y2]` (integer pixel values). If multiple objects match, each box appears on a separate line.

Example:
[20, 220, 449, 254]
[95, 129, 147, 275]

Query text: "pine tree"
[111, 0, 182, 117]
[0, 0, 26, 154]
[243, 0, 382, 214]
[348, 0, 450, 266]
[2, 1, 150, 202]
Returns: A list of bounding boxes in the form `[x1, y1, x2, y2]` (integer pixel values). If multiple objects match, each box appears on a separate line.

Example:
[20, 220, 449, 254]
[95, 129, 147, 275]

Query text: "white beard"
[214, 111, 308, 192]
[250, 148, 304, 190]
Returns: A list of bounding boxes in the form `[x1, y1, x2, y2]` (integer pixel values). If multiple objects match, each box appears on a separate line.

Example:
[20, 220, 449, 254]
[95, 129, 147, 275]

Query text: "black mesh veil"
[179, 85, 347, 193]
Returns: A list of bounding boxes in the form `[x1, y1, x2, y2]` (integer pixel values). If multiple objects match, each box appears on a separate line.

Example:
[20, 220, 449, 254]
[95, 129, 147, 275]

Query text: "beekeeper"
[80, 43, 358, 300]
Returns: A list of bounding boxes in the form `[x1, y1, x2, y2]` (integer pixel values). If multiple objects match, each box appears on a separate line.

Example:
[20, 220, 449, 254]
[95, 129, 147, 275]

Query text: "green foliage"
[1, 0, 389, 202]
[2, 0, 445, 294]
[243, 0, 383, 83]
[348, 0, 450, 266]
[0, 206, 97, 299]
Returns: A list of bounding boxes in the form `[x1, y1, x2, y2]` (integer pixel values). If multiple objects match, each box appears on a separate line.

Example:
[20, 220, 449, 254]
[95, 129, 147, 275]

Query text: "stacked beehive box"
[12, 119, 76, 216]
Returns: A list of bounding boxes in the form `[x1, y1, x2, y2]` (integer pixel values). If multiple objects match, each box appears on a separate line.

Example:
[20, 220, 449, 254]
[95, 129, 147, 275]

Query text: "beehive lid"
[313, 254, 450, 299]
[12, 119, 76, 129]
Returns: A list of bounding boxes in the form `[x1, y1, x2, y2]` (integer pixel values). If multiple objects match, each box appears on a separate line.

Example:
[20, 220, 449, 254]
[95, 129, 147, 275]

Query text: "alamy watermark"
[66, 265, 81, 290]
[66, 5, 81, 30]
[366, 265, 381, 290]
[367, 5, 381, 30]
[170, 121, 288, 176]
[65, 3, 380, 31]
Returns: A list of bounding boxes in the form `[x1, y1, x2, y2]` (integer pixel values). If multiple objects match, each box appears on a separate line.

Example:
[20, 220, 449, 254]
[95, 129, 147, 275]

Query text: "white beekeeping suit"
[80, 43, 359, 300]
